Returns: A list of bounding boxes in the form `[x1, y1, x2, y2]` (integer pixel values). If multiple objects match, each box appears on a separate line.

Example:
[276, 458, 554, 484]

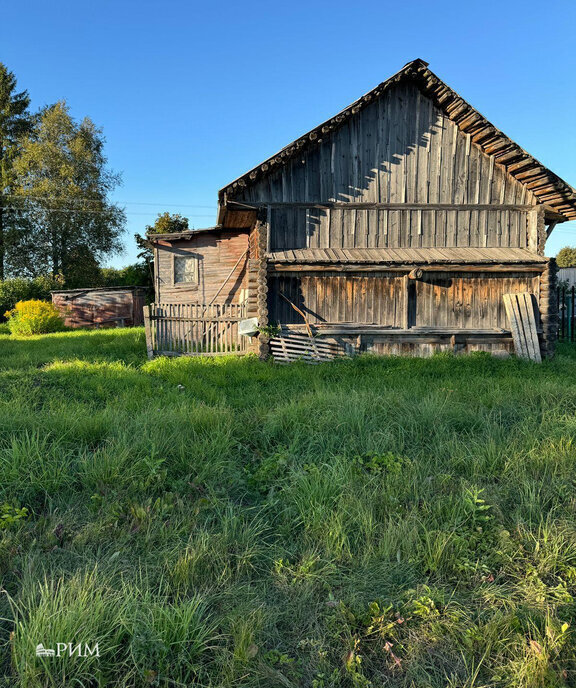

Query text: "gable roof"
[218, 59, 576, 221]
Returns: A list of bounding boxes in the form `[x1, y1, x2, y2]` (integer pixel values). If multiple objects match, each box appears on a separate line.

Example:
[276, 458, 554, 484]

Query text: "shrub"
[5, 300, 65, 336]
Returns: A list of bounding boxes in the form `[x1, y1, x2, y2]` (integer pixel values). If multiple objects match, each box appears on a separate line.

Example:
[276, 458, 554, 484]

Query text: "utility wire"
[2, 193, 215, 209]
[1, 205, 215, 217]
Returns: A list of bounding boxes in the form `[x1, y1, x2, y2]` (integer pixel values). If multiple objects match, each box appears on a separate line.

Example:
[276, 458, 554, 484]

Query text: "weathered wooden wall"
[155, 231, 249, 304]
[236, 83, 537, 207]
[266, 206, 532, 250]
[52, 287, 148, 328]
[232, 82, 540, 252]
[269, 271, 540, 331]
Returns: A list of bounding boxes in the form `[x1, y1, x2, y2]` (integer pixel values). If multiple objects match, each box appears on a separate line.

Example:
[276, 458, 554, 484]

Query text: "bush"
[5, 300, 65, 336]
[0, 275, 64, 320]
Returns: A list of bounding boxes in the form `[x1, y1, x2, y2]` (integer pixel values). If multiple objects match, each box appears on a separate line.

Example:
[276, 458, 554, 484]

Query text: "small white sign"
[238, 317, 259, 337]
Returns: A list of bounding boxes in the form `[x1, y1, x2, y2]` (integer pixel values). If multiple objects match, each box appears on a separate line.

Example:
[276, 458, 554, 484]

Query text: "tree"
[13, 101, 125, 281]
[0, 63, 32, 279]
[99, 263, 152, 288]
[556, 247, 576, 268]
[135, 212, 189, 264]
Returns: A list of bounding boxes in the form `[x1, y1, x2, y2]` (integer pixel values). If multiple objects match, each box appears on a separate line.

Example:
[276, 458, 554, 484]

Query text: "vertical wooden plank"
[144, 305, 153, 359]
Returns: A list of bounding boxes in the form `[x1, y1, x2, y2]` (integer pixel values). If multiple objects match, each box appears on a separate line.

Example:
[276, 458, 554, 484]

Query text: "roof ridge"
[219, 60, 576, 220]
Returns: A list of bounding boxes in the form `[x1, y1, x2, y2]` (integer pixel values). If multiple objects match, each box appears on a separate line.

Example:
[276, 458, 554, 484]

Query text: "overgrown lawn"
[1, 328, 576, 686]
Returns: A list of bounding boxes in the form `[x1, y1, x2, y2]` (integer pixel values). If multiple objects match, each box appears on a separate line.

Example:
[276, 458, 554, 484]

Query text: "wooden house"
[149, 59, 576, 359]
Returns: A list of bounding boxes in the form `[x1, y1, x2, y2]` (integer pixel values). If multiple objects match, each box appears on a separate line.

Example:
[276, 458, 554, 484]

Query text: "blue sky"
[2, 0, 575, 266]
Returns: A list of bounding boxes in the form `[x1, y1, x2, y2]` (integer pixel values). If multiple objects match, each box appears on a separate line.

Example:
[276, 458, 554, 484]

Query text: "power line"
[2, 205, 215, 217]
[2, 193, 215, 209]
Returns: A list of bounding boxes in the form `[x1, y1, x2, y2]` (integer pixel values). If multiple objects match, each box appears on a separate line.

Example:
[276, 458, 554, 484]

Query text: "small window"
[174, 255, 198, 285]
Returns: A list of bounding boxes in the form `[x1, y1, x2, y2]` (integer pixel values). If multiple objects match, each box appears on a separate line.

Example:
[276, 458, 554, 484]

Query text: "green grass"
[1, 328, 576, 686]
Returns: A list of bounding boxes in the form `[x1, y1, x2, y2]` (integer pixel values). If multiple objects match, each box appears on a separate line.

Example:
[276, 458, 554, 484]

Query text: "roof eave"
[218, 59, 576, 221]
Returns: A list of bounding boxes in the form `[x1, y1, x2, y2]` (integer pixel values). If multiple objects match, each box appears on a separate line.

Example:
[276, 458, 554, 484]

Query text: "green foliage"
[99, 262, 152, 288]
[0, 274, 63, 318]
[12, 101, 125, 280]
[135, 212, 189, 263]
[2, 333, 576, 685]
[556, 246, 576, 268]
[0, 503, 28, 529]
[0, 62, 32, 280]
[352, 451, 408, 475]
[257, 322, 282, 338]
[5, 299, 65, 335]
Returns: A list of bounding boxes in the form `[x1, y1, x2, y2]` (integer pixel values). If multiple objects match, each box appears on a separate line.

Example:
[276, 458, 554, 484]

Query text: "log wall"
[539, 258, 558, 358]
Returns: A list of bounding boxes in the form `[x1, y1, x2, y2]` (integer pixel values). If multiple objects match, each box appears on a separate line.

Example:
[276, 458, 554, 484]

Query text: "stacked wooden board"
[269, 332, 345, 364]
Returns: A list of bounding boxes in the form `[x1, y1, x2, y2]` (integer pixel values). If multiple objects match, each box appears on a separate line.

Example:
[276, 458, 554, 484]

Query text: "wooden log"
[270, 264, 544, 273]
[539, 258, 558, 358]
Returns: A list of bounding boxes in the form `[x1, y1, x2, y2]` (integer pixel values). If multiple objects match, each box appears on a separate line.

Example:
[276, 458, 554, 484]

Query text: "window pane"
[174, 256, 197, 284]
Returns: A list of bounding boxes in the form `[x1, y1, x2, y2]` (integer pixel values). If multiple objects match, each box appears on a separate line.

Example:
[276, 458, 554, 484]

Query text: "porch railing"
[144, 303, 249, 358]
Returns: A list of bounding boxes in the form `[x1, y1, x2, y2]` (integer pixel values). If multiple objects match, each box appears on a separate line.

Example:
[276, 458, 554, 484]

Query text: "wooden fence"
[558, 286, 576, 342]
[144, 303, 249, 358]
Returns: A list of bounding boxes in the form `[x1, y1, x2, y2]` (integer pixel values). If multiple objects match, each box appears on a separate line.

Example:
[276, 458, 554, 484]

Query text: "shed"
[51, 286, 148, 328]
[149, 58, 576, 359]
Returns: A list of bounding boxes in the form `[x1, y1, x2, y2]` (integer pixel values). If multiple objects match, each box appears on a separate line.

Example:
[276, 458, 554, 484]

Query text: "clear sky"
[2, 0, 575, 266]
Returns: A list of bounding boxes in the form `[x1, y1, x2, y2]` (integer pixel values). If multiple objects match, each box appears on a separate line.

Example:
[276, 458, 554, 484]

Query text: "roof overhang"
[218, 59, 576, 221]
[147, 225, 251, 244]
[268, 247, 547, 266]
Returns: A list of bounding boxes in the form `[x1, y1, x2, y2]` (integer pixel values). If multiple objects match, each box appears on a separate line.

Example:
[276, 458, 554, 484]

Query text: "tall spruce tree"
[13, 101, 125, 280]
[0, 63, 31, 279]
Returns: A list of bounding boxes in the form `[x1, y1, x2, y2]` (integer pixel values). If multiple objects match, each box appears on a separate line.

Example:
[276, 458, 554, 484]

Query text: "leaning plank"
[517, 293, 542, 363]
[503, 293, 541, 362]
[504, 294, 529, 360]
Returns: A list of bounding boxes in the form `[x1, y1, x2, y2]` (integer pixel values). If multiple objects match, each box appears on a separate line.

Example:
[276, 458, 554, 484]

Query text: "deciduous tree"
[13, 101, 125, 280]
[135, 212, 189, 264]
[556, 247, 576, 268]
